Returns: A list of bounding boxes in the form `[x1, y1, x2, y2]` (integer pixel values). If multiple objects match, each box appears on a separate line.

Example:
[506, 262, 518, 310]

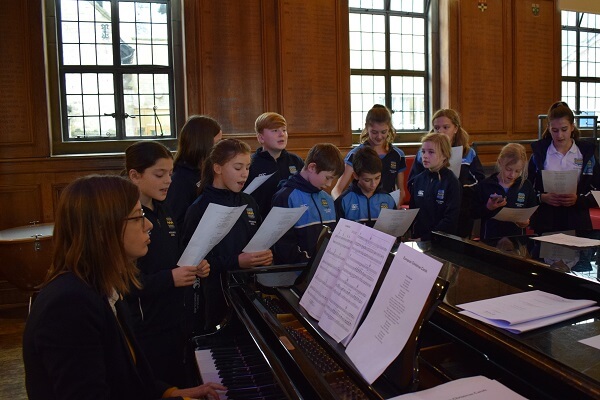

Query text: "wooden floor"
[0, 303, 28, 399]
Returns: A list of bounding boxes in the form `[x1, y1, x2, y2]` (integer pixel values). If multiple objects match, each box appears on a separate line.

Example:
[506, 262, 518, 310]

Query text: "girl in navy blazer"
[23, 175, 224, 399]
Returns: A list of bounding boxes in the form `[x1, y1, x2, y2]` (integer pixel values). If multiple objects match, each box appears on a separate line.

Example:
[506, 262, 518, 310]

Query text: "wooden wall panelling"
[278, 0, 352, 151]
[184, 0, 269, 141]
[0, 184, 43, 230]
[0, 156, 124, 229]
[457, 0, 508, 136]
[440, 0, 559, 165]
[0, 0, 50, 159]
[184, 0, 352, 155]
[512, 0, 560, 138]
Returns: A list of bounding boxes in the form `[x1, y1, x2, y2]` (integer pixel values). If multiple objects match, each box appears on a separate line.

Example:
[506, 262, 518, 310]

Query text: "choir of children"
[25, 102, 600, 396]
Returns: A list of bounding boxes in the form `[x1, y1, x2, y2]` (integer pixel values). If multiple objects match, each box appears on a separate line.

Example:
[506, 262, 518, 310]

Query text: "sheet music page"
[242, 172, 275, 194]
[345, 243, 443, 383]
[373, 208, 419, 237]
[457, 290, 596, 326]
[318, 226, 396, 344]
[531, 233, 600, 247]
[299, 219, 362, 320]
[388, 376, 527, 400]
[492, 205, 538, 222]
[449, 146, 463, 178]
[592, 190, 600, 207]
[539, 241, 579, 261]
[242, 206, 307, 252]
[460, 306, 600, 334]
[389, 189, 401, 206]
[178, 203, 247, 266]
[541, 170, 579, 194]
[579, 334, 600, 350]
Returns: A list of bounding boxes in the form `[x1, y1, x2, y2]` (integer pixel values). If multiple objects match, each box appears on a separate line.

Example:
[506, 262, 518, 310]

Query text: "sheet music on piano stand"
[299, 219, 397, 344]
[346, 243, 443, 383]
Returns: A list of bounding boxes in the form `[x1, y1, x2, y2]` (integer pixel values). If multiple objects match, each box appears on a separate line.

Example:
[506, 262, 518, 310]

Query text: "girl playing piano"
[23, 175, 225, 399]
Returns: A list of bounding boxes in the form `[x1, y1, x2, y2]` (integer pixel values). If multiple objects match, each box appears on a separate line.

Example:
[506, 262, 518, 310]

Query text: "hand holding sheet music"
[492, 205, 538, 223]
[373, 208, 419, 237]
[449, 146, 463, 178]
[243, 172, 275, 194]
[178, 203, 246, 266]
[242, 206, 307, 252]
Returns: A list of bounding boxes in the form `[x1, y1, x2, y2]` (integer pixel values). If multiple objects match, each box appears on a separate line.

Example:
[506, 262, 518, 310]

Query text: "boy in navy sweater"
[272, 143, 344, 264]
[335, 146, 396, 227]
[245, 112, 304, 219]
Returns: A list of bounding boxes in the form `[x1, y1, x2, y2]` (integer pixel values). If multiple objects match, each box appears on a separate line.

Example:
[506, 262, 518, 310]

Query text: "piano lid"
[421, 232, 600, 398]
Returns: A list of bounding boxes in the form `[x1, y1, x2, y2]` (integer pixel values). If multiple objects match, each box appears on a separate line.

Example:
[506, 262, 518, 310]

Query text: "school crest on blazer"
[436, 189, 445, 204]
[246, 207, 257, 225]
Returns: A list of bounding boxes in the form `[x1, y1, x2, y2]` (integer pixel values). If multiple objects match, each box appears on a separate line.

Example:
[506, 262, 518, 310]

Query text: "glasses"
[124, 210, 146, 229]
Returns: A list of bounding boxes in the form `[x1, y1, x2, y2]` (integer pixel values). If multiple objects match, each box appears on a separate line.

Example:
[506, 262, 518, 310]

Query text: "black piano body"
[191, 231, 600, 399]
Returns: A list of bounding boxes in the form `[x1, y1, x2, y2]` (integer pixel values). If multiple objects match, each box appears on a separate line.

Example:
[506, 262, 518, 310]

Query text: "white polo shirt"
[544, 140, 583, 174]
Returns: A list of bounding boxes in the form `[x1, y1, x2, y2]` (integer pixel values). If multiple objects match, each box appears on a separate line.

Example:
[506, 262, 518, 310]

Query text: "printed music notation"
[299, 219, 396, 345]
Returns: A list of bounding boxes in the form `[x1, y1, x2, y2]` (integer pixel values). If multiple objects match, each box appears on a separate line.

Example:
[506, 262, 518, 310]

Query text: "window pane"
[55, 0, 187, 143]
[80, 44, 97, 64]
[349, 2, 428, 135]
[61, 21, 79, 43]
[562, 11, 576, 27]
[80, 22, 96, 43]
[391, 76, 426, 131]
[66, 95, 83, 116]
[84, 116, 101, 137]
[65, 73, 82, 94]
[390, 0, 424, 13]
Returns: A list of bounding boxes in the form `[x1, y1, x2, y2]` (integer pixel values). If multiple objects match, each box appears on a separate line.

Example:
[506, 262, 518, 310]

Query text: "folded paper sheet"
[457, 290, 598, 334]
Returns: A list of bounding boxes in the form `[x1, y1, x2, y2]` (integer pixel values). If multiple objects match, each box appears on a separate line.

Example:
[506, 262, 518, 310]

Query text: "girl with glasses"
[125, 140, 210, 388]
[527, 101, 600, 234]
[23, 175, 225, 399]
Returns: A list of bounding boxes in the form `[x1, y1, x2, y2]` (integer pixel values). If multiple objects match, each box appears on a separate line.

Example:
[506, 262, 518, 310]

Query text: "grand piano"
[191, 231, 600, 399]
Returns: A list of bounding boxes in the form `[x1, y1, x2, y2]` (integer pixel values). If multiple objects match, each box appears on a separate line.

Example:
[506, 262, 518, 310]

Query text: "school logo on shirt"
[289, 166, 297, 174]
[351, 203, 359, 211]
[321, 198, 332, 213]
[436, 189, 445, 204]
[417, 190, 424, 197]
[166, 217, 177, 237]
[574, 157, 583, 168]
[517, 193, 525, 203]
[246, 207, 257, 226]
[380, 203, 389, 209]
[390, 161, 396, 170]
[166, 217, 175, 230]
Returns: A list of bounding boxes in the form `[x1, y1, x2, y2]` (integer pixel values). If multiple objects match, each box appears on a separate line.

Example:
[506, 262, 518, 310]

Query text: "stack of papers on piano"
[457, 290, 599, 334]
[388, 375, 526, 399]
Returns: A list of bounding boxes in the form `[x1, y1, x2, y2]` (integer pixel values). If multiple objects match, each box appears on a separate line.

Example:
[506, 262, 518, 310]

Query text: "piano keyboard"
[195, 342, 288, 400]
